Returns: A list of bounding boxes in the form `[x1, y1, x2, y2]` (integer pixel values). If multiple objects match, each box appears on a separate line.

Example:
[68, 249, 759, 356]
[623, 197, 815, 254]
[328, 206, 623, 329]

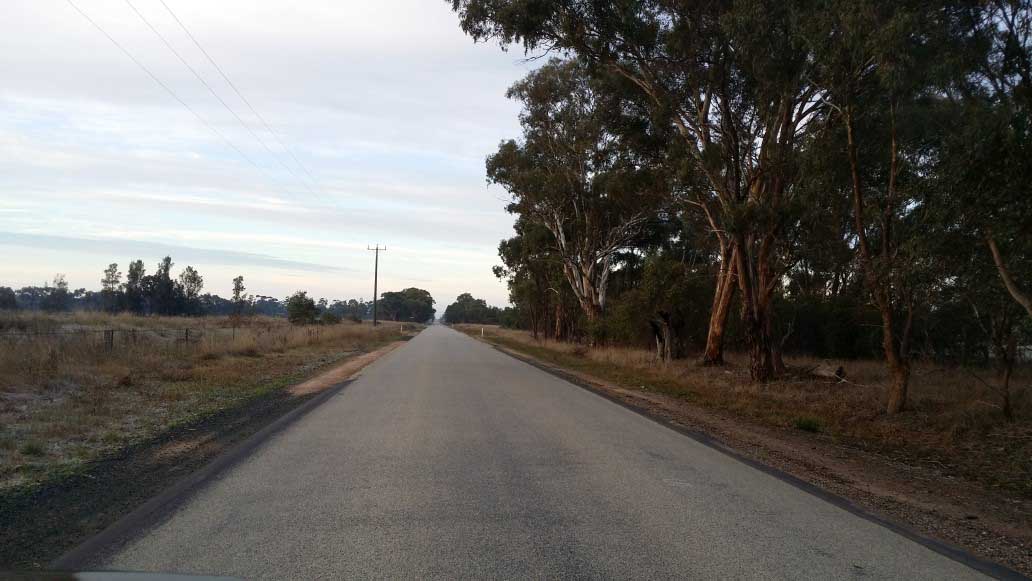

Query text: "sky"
[0, 0, 535, 308]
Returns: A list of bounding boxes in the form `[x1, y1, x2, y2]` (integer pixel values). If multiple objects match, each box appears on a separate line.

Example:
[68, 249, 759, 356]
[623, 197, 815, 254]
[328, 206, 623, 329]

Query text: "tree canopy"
[452, 0, 1032, 415]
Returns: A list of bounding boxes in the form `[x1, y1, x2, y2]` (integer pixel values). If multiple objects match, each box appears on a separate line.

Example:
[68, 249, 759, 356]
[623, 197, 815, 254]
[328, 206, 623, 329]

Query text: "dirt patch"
[288, 342, 402, 396]
[0, 340, 408, 570]
[485, 340, 1032, 577]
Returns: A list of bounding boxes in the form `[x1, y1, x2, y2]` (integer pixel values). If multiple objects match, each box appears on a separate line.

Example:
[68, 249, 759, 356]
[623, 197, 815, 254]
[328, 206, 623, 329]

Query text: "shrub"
[320, 311, 342, 325]
[285, 291, 318, 325]
[19, 441, 45, 457]
[793, 417, 821, 433]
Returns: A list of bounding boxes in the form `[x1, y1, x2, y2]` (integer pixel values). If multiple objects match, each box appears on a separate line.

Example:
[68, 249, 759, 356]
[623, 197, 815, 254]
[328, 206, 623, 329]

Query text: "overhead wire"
[64, 0, 326, 207]
[64, 0, 270, 178]
[156, 0, 321, 187]
[122, 0, 324, 204]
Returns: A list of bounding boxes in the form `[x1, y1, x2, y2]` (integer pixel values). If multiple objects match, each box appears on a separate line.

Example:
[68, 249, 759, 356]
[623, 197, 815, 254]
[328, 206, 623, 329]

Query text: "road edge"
[472, 335, 1029, 581]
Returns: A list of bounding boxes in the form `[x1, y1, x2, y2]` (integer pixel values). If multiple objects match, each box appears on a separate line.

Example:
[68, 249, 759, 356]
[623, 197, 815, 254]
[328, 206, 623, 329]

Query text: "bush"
[285, 291, 319, 325]
[321, 311, 342, 325]
[19, 441, 45, 456]
[793, 416, 821, 433]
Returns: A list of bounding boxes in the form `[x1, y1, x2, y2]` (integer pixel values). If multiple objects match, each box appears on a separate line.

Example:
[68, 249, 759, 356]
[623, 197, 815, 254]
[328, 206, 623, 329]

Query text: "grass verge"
[0, 313, 412, 491]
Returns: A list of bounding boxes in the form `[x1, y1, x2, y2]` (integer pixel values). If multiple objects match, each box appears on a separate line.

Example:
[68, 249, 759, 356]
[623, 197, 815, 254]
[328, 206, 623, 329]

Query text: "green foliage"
[443, 293, 506, 324]
[40, 275, 70, 313]
[19, 441, 45, 457]
[378, 288, 436, 323]
[606, 254, 713, 353]
[487, 59, 669, 324]
[0, 286, 18, 311]
[285, 291, 319, 325]
[320, 311, 342, 325]
[793, 417, 821, 433]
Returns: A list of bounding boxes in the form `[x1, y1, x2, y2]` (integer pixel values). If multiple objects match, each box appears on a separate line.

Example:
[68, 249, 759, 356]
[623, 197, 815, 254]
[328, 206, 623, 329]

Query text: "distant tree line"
[378, 288, 437, 323]
[0, 257, 436, 326]
[0, 258, 214, 316]
[284, 287, 437, 325]
[451, 0, 1032, 416]
[442, 293, 517, 325]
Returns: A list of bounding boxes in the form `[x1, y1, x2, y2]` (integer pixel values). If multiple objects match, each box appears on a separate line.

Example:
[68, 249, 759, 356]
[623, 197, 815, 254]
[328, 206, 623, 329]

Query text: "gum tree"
[452, 0, 825, 379]
[487, 59, 667, 331]
[802, 0, 983, 413]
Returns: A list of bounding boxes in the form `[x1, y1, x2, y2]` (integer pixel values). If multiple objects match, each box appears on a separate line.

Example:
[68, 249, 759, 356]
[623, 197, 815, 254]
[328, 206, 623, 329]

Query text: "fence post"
[104, 329, 114, 351]
[184, 328, 190, 345]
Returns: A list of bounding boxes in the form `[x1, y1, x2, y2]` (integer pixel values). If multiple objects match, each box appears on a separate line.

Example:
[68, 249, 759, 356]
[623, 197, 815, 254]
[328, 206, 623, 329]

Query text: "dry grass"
[456, 324, 1032, 496]
[0, 312, 411, 490]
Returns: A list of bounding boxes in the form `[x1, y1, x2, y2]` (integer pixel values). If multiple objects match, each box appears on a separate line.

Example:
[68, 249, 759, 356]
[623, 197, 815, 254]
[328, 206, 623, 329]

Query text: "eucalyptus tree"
[951, 0, 1032, 320]
[178, 266, 204, 315]
[452, 0, 826, 379]
[487, 59, 668, 331]
[800, 0, 985, 413]
[494, 216, 574, 339]
[124, 259, 146, 314]
[101, 263, 122, 312]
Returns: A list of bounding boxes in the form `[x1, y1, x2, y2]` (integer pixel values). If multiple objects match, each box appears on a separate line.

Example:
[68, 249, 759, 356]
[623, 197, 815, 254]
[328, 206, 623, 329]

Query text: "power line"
[122, 0, 320, 202]
[155, 0, 321, 187]
[64, 0, 273, 183]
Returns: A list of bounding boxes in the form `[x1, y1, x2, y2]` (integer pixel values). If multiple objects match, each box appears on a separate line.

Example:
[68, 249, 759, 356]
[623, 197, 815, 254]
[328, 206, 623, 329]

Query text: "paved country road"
[98, 324, 993, 580]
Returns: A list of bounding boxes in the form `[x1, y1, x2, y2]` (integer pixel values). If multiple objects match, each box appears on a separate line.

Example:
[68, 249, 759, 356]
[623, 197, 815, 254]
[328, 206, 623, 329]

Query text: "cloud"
[0, 231, 349, 273]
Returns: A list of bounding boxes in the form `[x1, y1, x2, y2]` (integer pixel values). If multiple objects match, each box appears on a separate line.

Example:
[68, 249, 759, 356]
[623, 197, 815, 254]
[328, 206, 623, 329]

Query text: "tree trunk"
[764, 302, 785, 376]
[845, 104, 911, 414]
[885, 358, 910, 415]
[702, 254, 736, 365]
[744, 312, 776, 382]
[986, 234, 1032, 320]
[734, 234, 777, 382]
[992, 319, 1017, 422]
[878, 289, 913, 414]
[652, 321, 664, 359]
[554, 302, 564, 341]
[1001, 355, 1014, 422]
[582, 301, 602, 322]
[652, 311, 675, 362]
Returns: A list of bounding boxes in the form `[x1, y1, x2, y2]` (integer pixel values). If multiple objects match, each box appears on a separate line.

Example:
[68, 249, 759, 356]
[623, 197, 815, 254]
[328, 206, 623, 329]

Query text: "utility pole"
[367, 245, 386, 326]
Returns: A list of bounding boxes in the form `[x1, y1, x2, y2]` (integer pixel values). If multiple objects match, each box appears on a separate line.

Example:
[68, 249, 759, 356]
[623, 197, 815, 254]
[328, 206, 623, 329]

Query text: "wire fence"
[0, 325, 325, 353]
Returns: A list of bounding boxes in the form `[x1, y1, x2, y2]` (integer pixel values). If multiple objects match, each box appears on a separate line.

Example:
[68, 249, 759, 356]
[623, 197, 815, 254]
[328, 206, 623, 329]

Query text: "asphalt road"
[104, 324, 991, 580]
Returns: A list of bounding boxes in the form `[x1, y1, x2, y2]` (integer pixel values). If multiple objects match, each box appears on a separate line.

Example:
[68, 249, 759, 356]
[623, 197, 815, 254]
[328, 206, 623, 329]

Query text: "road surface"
[104, 325, 991, 579]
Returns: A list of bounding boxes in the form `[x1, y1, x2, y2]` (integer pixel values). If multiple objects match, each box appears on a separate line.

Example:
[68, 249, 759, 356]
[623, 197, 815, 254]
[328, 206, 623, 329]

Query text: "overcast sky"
[0, 0, 533, 308]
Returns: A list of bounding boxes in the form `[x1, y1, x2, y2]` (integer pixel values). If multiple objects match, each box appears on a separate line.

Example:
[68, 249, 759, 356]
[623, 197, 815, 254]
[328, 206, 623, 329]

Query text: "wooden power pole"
[367, 245, 386, 326]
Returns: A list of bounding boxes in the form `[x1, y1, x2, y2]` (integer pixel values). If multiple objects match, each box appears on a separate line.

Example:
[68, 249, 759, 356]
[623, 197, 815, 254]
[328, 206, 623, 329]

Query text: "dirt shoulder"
[468, 332, 1032, 578]
[0, 339, 407, 570]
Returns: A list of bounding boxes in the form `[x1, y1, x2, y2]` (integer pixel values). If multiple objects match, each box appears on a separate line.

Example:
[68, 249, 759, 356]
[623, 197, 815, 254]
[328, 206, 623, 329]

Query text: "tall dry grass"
[0, 312, 408, 490]
[457, 324, 1032, 495]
